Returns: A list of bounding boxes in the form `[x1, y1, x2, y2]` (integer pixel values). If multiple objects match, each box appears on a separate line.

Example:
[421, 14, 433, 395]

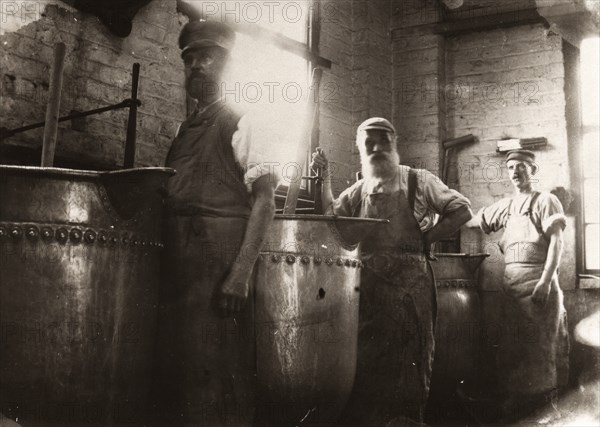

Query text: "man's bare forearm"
[321, 171, 334, 213]
[540, 226, 563, 284]
[231, 175, 276, 278]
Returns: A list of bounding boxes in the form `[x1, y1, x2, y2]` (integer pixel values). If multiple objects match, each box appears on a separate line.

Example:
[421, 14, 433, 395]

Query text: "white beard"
[361, 150, 400, 181]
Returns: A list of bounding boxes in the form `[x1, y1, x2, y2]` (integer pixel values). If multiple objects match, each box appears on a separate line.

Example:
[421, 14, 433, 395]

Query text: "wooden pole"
[283, 68, 323, 214]
[41, 42, 66, 167]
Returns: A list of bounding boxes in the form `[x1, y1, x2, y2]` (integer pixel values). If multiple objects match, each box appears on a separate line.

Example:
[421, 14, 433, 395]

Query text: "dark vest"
[165, 101, 252, 218]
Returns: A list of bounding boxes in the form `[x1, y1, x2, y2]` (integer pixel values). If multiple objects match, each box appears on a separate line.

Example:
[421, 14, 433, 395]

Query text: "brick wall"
[391, 0, 445, 173]
[0, 0, 185, 169]
[446, 23, 576, 291]
[390, 1, 592, 396]
[390, 2, 576, 291]
[1, 0, 595, 406]
[319, 0, 393, 195]
[0, 0, 394, 192]
[442, 22, 582, 393]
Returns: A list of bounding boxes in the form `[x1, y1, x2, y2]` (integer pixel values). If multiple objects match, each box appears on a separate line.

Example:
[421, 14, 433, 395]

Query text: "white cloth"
[231, 106, 305, 192]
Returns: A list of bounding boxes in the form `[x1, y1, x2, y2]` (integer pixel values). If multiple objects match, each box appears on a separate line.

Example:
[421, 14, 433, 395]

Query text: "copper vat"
[426, 253, 488, 421]
[254, 215, 384, 426]
[0, 165, 173, 426]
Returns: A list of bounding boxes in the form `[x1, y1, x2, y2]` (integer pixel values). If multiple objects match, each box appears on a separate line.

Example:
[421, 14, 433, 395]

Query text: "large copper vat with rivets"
[0, 165, 173, 426]
[254, 214, 385, 426]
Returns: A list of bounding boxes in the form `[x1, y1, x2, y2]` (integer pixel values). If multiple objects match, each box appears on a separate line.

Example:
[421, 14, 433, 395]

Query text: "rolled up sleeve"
[332, 181, 363, 217]
[231, 107, 305, 192]
[418, 169, 471, 215]
[478, 199, 510, 234]
[231, 113, 280, 191]
[537, 193, 567, 234]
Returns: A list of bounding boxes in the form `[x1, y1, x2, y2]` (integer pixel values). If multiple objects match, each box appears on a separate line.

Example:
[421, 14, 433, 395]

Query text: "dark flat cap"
[357, 117, 396, 134]
[506, 149, 535, 164]
[179, 20, 235, 56]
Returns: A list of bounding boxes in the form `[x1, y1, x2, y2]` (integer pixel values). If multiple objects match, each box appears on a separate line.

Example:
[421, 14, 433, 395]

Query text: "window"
[223, 2, 311, 113]
[579, 37, 599, 273]
[180, 1, 325, 209]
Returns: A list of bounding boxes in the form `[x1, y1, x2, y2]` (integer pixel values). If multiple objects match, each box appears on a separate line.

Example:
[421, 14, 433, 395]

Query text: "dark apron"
[498, 193, 569, 396]
[341, 169, 436, 426]
[155, 102, 256, 427]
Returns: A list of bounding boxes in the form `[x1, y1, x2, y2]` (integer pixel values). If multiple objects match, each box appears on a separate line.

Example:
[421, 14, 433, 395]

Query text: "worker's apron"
[155, 102, 256, 427]
[341, 170, 436, 425]
[498, 192, 569, 397]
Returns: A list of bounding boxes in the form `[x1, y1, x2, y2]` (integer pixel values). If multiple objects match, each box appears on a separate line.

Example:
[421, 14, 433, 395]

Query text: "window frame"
[564, 38, 600, 279]
[578, 37, 600, 276]
[272, 0, 320, 207]
[579, 134, 600, 276]
[180, 0, 331, 211]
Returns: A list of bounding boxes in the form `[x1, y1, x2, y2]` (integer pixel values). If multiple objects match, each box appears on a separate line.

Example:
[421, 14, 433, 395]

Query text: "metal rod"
[441, 134, 476, 183]
[41, 42, 66, 167]
[314, 166, 323, 214]
[123, 63, 140, 168]
[439, 134, 476, 253]
[442, 134, 476, 150]
[442, 148, 452, 184]
[0, 100, 138, 142]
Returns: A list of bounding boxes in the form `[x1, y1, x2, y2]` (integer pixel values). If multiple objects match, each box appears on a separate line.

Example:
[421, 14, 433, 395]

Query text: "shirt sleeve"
[413, 169, 471, 230]
[332, 181, 363, 217]
[231, 111, 286, 192]
[535, 192, 567, 235]
[478, 198, 511, 234]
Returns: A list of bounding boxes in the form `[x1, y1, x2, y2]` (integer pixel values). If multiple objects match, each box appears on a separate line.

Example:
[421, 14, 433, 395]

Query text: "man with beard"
[156, 20, 278, 426]
[311, 117, 472, 425]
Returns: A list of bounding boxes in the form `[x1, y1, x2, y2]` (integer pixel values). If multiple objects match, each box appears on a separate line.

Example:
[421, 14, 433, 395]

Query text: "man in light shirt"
[312, 117, 473, 425]
[466, 149, 569, 421]
[156, 20, 279, 426]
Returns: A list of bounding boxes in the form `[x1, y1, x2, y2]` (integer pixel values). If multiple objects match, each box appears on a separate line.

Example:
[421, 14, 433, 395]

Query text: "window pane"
[182, 1, 309, 42]
[179, 1, 312, 192]
[584, 178, 600, 223]
[581, 37, 600, 126]
[224, 32, 311, 190]
[585, 224, 600, 270]
[225, 32, 309, 110]
[254, 1, 309, 43]
[583, 132, 600, 178]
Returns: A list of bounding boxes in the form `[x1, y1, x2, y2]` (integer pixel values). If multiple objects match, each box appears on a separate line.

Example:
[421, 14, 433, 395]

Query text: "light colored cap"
[357, 117, 396, 134]
[506, 149, 535, 164]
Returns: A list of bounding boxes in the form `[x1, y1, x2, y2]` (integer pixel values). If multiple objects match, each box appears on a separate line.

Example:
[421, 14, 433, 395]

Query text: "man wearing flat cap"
[311, 118, 473, 425]
[156, 20, 280, 426]
[467, 149, 569, 420]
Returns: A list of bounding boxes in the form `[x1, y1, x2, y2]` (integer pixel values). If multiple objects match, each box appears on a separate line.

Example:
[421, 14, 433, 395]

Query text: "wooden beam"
[176, 0, 331, 69]
[392, 8, 547, 39]
[229, 22, 332, 69]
